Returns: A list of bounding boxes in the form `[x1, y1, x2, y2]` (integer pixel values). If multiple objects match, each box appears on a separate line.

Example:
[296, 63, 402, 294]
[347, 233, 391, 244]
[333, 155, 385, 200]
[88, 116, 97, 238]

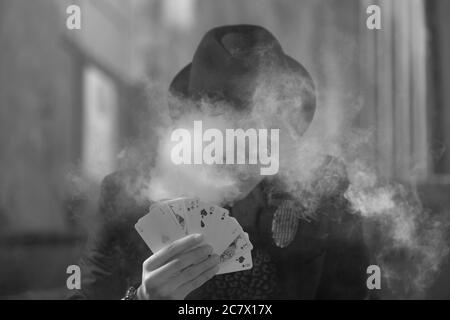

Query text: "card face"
[158, 202, 183, 234]
[135, 218, 163, 253]
[218, 251, 253, 275]
[154, 203, 186, 242]
[184, 198, 200, 213]
[185, 198, 203, 236]
[135, 204, 185, 252]
[218, 231, 253, 265]
[217, 207, 229, 223]
[211, 206, 232, 252]
[163, 198, 188, 235]
[197, 201, 228, 254]
[198, 202, 213, 230]
[213, 207, 231, 253]
[216, 217, 245, 254]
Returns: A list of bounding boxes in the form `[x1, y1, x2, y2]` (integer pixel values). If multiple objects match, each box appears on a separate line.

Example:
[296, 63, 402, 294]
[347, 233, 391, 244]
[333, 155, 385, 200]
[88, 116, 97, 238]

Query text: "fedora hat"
[169, 25, 316, 136]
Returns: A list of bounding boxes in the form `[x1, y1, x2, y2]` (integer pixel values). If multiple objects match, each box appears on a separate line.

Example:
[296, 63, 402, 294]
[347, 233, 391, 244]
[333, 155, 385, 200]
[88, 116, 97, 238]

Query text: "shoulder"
[98, 169, 151, 224]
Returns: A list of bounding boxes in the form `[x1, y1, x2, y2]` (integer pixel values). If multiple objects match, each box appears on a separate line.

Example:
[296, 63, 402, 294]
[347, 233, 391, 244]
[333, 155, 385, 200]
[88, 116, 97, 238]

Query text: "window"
[81, 65, 119, 182]
[359, 0, 428, 182]
[162, 0, 195, 29]
[426, 0, 450, 177]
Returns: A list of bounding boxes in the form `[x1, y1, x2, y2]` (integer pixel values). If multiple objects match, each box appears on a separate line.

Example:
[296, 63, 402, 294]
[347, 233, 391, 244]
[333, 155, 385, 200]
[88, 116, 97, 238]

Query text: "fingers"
[144, 234, 204, 271]
[139, 236, 220, 300]
[170, 254, 220, 288]
[175, 263, 220, 299]
[152, 244, 213, 280]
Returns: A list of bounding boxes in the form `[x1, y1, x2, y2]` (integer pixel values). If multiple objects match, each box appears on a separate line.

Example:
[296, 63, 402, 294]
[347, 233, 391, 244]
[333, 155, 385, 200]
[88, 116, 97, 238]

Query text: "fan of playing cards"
[135, 197, 253, 275]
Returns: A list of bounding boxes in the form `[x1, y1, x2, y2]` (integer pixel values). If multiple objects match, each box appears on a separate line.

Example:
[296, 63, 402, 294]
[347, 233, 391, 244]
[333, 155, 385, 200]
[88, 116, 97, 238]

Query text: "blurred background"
[0, 0, 449, 299]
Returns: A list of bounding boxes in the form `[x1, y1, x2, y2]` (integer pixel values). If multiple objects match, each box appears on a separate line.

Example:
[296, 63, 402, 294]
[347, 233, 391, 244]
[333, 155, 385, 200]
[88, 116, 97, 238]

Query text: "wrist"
[122, 285, 140, 300]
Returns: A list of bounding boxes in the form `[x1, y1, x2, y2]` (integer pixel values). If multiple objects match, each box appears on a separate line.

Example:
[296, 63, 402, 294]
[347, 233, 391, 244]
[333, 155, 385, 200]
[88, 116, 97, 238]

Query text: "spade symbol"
[201, 220, 205, 228]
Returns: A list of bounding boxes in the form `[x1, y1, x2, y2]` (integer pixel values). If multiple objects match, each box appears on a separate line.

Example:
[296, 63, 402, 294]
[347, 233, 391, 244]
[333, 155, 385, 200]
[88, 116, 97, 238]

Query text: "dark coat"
[68, 168, 369, 300]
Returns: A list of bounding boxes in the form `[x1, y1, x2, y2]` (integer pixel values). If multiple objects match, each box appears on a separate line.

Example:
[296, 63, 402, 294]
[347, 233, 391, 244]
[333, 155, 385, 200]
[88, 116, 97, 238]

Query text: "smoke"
[144, 114, 243, 205]
[143, 103, 262, 204]
[118, 71, 449, 299]
[345, 160, 449, 298]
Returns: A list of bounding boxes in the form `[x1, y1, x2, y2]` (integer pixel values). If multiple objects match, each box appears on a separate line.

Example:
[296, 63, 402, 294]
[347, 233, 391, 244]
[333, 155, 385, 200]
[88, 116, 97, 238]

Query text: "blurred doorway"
[81, 65, 119, 183]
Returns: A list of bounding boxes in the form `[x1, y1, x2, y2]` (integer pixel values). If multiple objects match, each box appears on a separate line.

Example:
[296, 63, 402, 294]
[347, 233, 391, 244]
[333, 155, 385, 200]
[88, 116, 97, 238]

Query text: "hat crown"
[169, 25, 316, 136]
[212, 25, 283, 59]
[188, 25, 285, 107]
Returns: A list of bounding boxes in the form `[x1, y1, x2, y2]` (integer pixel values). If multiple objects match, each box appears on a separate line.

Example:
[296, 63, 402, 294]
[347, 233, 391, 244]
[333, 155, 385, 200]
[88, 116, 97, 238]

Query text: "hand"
[137, 234, 220, 300]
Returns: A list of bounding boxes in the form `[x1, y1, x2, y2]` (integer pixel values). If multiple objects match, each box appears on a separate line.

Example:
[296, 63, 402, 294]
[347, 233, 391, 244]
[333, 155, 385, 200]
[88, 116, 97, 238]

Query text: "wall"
[0, 0, 140, 297]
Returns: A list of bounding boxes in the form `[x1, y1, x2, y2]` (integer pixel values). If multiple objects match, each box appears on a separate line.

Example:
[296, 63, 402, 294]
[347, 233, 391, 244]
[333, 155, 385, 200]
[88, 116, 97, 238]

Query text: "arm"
[67, 172, 220, 300]
[67, 173, 133, 300]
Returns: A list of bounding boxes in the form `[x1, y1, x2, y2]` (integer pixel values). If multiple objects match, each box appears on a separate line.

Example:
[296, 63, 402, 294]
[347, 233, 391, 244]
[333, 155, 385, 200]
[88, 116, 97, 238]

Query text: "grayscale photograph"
[0, 0, 449, 303]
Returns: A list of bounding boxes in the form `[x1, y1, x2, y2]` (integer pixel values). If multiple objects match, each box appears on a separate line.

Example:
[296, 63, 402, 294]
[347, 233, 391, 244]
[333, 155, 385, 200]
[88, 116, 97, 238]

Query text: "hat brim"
[169, 63, 192, 98]
[168, 54, 316, 133]
[170, 55, 312, 96]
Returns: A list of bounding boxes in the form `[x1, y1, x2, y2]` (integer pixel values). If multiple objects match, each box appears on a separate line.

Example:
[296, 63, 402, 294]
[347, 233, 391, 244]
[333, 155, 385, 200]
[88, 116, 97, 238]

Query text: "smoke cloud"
[47, 37, 434, 300]
[119, 72, 449, 299]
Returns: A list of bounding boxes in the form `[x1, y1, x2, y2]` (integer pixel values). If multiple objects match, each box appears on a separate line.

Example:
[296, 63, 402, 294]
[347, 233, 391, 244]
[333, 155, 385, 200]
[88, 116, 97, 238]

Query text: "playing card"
[218, 250, 253, 274]
[212, 206, 232, 252]
[158, 202, 184, 235]
[218, 231, 253, 266]
[196, 201, 225, 252]
[208, 204, 229, 235]
[163, 198, 188, 235]
[184, 197, 200, 213]
[135, 203, 185, 252]
[184, 197, 204, 236]
[215, 216, 247, 255]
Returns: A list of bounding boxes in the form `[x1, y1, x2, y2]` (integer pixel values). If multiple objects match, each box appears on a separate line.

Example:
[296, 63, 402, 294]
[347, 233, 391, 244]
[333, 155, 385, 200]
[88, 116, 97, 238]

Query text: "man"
[69, 25, 369, 300]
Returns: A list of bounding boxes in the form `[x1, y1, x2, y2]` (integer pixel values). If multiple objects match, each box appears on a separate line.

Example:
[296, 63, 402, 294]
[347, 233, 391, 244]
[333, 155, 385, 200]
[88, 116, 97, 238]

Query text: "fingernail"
[193, 234, 203, 241]
[205, 245, 213, 254]
[211, 254, 220, 264]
